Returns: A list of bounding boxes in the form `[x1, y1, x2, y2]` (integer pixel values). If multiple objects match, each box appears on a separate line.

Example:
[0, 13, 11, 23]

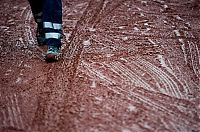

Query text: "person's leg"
[28, 0, 45, 45]
[27, 0, 43, 26]
[42, 0, 62, 50]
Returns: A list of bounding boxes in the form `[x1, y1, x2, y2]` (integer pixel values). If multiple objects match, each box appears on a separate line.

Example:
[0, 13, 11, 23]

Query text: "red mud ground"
[0, 0, 200, 131]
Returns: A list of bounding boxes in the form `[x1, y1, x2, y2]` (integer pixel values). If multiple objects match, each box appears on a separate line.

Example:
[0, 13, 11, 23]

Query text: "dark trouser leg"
[27, 0, 43, 27]
[28, 0, 45, 45]
[42, 0, 62, 48]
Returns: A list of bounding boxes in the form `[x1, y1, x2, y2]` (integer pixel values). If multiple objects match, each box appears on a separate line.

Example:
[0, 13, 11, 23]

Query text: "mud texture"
[0, 0, 200, 131]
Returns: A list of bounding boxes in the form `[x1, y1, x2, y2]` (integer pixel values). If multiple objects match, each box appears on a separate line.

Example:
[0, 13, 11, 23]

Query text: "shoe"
[36, 26, 45, 46]
[45, 46, 59, 62]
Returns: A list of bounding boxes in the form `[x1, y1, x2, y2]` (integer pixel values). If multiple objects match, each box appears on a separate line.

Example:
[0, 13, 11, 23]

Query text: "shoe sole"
[45, 53, 59, 62]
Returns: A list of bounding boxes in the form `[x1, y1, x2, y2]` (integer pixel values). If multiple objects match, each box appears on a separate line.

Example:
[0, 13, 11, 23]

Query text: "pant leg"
[27, 0, 43, 25]
[42, 0, 62, 48]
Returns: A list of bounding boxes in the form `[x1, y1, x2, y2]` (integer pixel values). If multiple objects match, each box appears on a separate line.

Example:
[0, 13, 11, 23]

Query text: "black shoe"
[45, 46, 59, 62]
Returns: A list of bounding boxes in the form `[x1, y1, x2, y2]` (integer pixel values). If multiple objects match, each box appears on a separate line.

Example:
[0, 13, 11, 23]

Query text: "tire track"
[110, 61, 156, 92]
[134, 58, 184, 99]
[92, 0, 128, 27]
[33, 1, 110, 129]
[80, 60, 199, 131]
[20, 0, 114, 130]
[188, 41, 200, 78]
[122, 58, 185, 99]
[177, 36, 200, 80]
[1, 94, 24, 131]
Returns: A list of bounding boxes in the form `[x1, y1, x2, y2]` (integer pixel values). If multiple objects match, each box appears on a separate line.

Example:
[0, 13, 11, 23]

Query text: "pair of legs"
[28, 0, 62, 61]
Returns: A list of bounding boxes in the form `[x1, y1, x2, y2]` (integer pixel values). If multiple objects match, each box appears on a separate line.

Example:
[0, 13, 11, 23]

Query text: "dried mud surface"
[0, 0, 200, 131]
